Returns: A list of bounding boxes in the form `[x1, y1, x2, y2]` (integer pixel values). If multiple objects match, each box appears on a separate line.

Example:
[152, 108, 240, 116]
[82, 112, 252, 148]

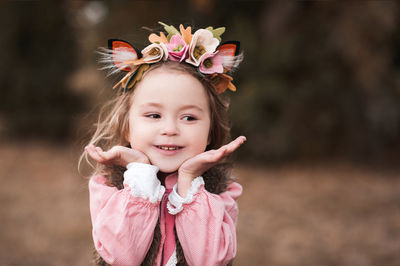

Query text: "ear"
[216, 41, 240, 72]
[108, 39, 142, 72]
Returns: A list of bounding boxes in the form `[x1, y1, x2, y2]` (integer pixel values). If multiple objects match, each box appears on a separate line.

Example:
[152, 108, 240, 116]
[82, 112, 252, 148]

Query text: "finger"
[98, 147, 119, 163]
[92, 146, 114, 164]
[101, 149, 118, 161]
[217, 141, 237, 155]
[85, 145, 95, 158]
[94, 148, 109, 163]
[209, 138, 245, 163]
[239, 135, 247, 142]
[204, 147, 227, 163]
[233, 136, 247, 146]
[86, 145, 98, 157]
[224, 136, 245, 149]
[224, 136, 246, 154]
[86, 146, 104, 163]
[85, 144, 96, 154]
[96, 149, 108, 161]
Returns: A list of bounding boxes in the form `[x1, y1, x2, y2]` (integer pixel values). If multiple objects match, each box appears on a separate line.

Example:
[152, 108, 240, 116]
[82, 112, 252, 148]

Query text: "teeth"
[158, 146, 180, 151]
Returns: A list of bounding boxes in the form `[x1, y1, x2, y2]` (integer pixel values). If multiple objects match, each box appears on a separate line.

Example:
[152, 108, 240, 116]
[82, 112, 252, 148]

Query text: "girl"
[82, 22, 245, 266]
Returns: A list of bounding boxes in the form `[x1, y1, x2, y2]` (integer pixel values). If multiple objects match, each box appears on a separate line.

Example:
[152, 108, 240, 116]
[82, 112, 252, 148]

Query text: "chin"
[152, 162, 180, 174]
[157, 166, 179, 174]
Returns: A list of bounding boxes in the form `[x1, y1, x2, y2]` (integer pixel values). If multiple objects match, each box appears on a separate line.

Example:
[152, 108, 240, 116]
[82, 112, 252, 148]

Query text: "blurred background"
[0, 0, 399, 265]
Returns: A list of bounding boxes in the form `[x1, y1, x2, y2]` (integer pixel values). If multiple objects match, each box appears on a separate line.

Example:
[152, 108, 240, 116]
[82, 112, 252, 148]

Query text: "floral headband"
[99, 22, 243, 94]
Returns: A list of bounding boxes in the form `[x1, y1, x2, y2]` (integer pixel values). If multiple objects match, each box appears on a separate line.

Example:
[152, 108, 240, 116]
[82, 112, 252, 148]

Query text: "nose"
[160, 117, 179, 136]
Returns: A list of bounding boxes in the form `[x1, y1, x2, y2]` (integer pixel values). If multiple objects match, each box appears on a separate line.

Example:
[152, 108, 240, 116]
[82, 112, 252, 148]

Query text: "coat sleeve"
[167, 177, 242, 266]
[89, 163, 165, 266]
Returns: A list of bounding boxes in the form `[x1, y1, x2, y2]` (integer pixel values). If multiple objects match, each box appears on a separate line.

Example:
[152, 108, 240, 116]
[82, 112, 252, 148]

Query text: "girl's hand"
[177, 136, 246, 197]
[85, 144, 150, 167]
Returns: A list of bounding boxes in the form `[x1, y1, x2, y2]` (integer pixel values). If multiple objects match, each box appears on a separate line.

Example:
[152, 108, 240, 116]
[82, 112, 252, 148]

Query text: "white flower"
[141, 43, 168, 64]
[186, 29, 219, 66]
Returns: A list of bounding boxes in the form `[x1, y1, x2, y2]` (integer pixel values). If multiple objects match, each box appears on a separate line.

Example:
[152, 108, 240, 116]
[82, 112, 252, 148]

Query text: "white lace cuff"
[123, 162, 165, 203]
[167, 176, 205, 215]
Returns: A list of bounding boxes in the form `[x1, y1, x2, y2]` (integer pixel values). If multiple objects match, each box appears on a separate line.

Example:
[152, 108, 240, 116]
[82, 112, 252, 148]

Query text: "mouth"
[155, 145, 183, 151]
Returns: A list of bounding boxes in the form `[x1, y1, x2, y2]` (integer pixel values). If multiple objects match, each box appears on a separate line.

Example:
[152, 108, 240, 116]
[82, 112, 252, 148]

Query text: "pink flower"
[199, 51, 224, 74]
[166, 34, 188, 62]
[186, 29, 219, 66]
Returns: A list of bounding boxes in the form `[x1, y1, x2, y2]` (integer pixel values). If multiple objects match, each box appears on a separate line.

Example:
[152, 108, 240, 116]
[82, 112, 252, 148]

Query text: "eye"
[182, 115, 197, 121]
[146, 113, 161, 119]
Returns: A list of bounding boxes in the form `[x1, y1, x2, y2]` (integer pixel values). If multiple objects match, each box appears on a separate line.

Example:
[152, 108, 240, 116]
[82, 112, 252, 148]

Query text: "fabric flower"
[148, 31, 168, 44]
[141, 43, 168, 64]
[166, 34, 189, 62]
[186, 29, 219, 66]
[105, 23, 241, 94]
[207, 73, 236, 94]
[199, 51, 224, 74]
[123, 64, 150, 92]
[179, 24, 192, 44]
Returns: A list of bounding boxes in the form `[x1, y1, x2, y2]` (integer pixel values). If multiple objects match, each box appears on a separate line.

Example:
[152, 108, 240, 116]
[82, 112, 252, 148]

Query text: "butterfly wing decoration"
[216, 41, 242, 73]
[101, 39, 145, 91]
[108, 39, 142, 72]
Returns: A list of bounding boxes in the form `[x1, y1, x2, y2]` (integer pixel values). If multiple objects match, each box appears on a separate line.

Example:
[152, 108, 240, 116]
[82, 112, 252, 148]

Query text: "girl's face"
[127, 68, 211, 173]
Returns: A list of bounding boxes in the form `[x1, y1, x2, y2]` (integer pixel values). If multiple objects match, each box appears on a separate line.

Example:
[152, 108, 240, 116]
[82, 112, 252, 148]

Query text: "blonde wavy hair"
[80, 60, 232, 182]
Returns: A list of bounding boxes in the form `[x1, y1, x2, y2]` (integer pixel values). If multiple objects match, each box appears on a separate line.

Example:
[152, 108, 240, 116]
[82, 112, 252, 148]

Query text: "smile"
[156, 145, 183, 151]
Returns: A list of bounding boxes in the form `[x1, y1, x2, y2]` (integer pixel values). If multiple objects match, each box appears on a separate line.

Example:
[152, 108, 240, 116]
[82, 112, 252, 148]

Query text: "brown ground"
[0, 142, 399, 266]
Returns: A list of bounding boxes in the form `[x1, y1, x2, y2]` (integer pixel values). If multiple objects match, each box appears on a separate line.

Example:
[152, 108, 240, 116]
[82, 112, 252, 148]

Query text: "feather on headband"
[99, 22, 243, 93]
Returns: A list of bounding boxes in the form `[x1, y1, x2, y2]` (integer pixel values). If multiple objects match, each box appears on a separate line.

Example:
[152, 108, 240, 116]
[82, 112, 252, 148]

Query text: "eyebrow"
[139, 102, 163, 108]
[139, 102, 205, 112]
[180, 104, 205, 112]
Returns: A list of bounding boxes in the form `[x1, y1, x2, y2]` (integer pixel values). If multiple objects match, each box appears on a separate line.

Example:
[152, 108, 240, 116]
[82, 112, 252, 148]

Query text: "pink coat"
[89, 162, 242, 266]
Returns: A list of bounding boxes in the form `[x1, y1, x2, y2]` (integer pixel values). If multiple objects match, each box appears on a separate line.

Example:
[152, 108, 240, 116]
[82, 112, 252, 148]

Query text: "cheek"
[129, 125, 149, 145]
[190, 122, 211, 152]
[127, 117, 150, 147]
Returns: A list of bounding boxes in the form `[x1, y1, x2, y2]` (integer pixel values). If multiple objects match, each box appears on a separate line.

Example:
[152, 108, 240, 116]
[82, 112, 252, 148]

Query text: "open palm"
[85, 144, 149, 167]
[178, 136, 246, 178]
